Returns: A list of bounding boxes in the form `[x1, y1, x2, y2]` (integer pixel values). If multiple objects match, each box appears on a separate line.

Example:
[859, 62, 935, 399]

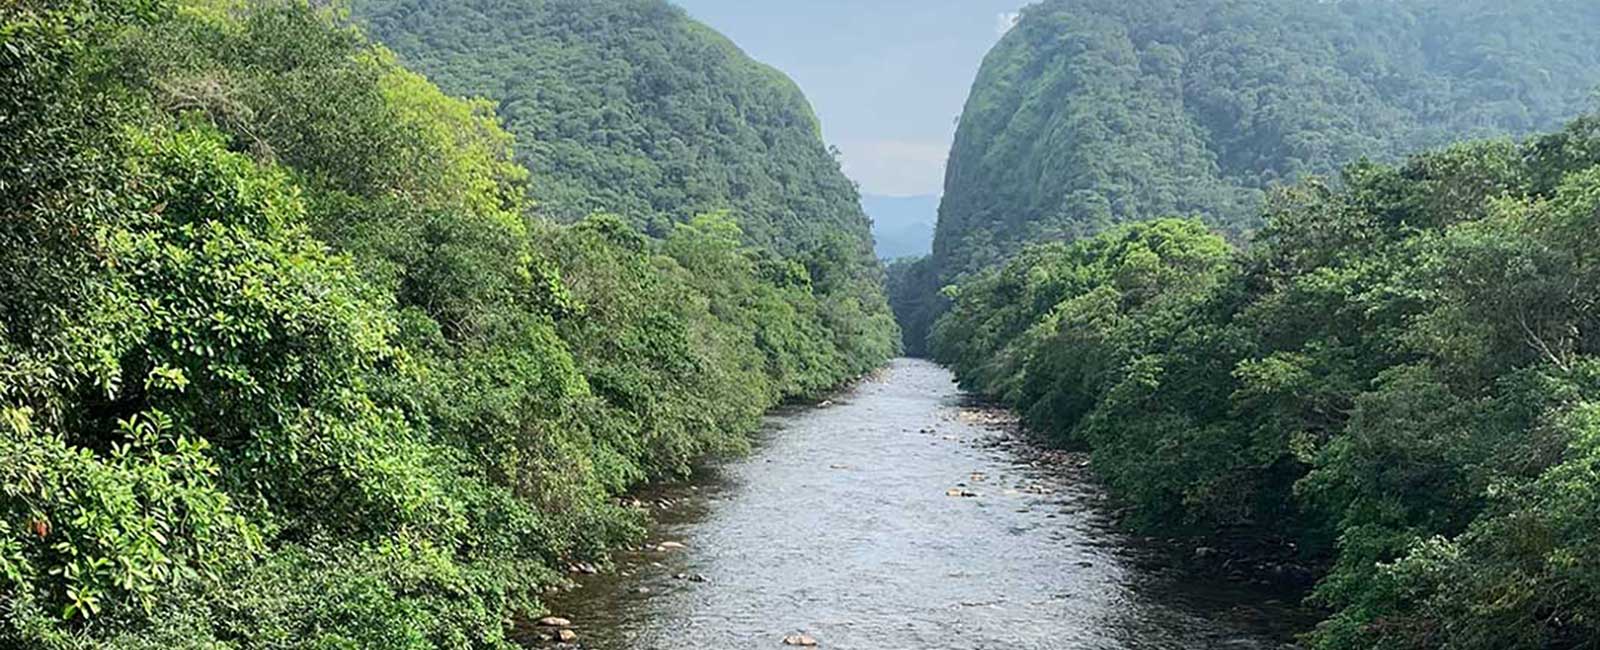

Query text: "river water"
[530, 359, 1312, 649]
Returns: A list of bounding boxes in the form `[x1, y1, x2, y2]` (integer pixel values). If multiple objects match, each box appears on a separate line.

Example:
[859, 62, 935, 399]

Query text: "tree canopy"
[934, 116, 1600, 650]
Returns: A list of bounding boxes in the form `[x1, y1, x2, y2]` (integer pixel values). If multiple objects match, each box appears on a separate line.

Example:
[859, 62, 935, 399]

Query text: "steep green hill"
[352, 0, 897, 368]
[940, 0, 1600, 273]
[353, 0, 849, 243]
[897, 0, 1600, 352]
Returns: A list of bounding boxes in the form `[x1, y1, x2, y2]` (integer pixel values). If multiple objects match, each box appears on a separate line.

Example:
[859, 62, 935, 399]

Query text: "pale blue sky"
[672, 0, 1029, 197]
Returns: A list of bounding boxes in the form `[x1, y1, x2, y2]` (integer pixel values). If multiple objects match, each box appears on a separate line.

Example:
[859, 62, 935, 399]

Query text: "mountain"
[863, 193, 939, 260]
[895, 0, 1600, 351]
[354, 0, 899, 368]
[937, 0, 1600, 276]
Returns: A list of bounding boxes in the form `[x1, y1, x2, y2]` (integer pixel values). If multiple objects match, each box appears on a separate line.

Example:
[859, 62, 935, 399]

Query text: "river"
[528, 359, 1313, 649]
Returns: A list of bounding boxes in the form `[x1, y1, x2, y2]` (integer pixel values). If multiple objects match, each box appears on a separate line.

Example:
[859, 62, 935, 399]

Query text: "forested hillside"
[0, 0, 891, 646]
[935, 110, 1600, 650]
[352, 0, 898, 368]
[895, 0, 1600, 353]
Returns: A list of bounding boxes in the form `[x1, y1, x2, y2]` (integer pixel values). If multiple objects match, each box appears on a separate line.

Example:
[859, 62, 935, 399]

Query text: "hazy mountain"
[863, 193, 939, 260]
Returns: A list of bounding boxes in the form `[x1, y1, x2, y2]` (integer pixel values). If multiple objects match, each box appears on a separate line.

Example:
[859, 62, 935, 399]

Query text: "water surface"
[534, 359, 1310, 649]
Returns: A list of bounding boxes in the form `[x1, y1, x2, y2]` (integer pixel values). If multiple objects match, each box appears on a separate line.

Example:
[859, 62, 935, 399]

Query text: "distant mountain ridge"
[863, 193, 938, 260]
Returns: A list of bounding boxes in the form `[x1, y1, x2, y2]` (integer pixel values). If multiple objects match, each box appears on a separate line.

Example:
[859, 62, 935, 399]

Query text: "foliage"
[885, 256, 944, 357]
[933, 117, 1600, 649]
[0, 0, 891, 646]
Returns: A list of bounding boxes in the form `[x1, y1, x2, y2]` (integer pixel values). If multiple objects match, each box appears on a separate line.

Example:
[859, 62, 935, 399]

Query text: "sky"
[671, 0, 1030, 198]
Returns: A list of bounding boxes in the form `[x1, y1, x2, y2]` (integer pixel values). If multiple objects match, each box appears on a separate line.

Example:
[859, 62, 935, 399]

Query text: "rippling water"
[530, 359, 1312, 649]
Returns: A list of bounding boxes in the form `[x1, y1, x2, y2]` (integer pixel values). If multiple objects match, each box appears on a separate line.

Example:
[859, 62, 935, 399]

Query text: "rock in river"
[782, 633, 819, 646]
[536, 616, 572, 628]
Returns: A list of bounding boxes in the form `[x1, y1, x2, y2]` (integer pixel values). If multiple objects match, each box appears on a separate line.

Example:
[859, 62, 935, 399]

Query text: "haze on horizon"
[671, 0, 1027, 200]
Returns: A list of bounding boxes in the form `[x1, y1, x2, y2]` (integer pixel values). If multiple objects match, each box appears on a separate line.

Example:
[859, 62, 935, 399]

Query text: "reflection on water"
[529, 359, 1313, 649]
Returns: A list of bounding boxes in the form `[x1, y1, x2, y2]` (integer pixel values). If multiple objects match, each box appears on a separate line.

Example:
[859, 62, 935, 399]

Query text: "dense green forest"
[919, 0, 1600, 646]
[0, 0, 891, 646]
[935, 114, 1600, 650]
[894, 0, 1600, 354]
[350, 0, 898, 370]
